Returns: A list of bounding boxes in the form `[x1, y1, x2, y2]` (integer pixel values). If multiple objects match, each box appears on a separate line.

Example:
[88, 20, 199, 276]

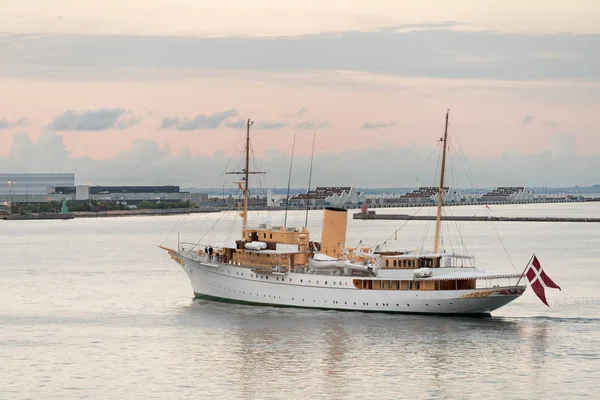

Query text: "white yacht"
[160, 112, 526, 316]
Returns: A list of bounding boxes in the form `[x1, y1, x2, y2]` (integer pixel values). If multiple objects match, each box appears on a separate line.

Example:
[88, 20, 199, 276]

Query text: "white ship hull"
[177, 254, 524, 316]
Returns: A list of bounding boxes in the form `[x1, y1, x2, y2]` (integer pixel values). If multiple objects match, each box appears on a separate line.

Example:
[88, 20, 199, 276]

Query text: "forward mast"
[226, 119, 264, 232]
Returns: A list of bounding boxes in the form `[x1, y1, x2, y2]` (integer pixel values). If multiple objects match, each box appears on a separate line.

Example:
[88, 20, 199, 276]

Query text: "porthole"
[289, 279, 292, 282]
[407, 304, 410, 306]
[426, 304, 429, 307]
[376, 303, 378, 306]
[266, 276, 268, 280]
[437, 303, 441, 306]
[301, 279, 303, 283]
[325, 281, 328, 285]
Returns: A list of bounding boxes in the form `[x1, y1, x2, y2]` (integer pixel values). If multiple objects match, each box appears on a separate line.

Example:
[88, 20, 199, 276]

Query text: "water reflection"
[180, 301, 539, 398]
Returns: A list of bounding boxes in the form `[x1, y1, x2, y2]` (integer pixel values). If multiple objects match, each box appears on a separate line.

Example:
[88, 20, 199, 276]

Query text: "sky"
[1, 1, 599, 188]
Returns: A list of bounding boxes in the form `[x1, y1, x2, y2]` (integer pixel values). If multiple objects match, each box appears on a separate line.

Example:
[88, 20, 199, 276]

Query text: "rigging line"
[283, 133, 297, 228]
[448, 127, 513, 271]
[447, 144, 471, 260]
[206, 131, 247, 192]
[445, 143, 467, 257]
[449, 124, 478, 189]
[191, 202, 238, 250]
[487, 216, 519, 274]
[376, 203, 428, 246]
[305, 132, 316, 228]
[372, 141, 443, 246]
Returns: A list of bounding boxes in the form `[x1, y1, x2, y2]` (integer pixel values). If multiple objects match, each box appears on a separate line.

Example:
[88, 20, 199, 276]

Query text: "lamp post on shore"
[88, 180, 92, 206]
[7, 180, 16, 214]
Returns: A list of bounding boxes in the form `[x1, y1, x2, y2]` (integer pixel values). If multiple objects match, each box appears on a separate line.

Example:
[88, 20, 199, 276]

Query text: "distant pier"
[353, 211, 600, 223]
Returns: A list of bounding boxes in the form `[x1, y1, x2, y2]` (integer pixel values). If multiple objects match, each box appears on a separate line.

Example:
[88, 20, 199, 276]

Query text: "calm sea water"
[1, 203, 599, 399]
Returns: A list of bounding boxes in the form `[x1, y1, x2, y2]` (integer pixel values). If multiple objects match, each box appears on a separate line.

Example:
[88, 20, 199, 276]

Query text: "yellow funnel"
[321, 207, 348, 257]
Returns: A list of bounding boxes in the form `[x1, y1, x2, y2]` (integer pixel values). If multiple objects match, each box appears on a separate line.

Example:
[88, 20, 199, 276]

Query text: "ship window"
[393, 260, 397, 267]
[325, 281, 327, 285]
[270, 234, 272, 239]
[385, 260, 389, 267]
[264, 233, 266, 238]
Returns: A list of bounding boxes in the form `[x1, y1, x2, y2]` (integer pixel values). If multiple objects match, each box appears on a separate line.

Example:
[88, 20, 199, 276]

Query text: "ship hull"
[175, 254, 524, 316]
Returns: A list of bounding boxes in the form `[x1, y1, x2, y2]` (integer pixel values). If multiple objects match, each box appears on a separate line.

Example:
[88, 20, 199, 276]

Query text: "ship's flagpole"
[433, 109, 450, 253]
[516, 252, 536, 286]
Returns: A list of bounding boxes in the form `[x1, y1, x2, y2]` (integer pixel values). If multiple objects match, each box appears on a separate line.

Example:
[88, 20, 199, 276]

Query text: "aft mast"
[433, 110, 450, 253]
[226, 119, 264, 232]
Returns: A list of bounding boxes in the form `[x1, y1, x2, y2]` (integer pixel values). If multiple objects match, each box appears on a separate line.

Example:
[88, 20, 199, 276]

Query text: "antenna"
[304, 132, 316, 228]
[283, 133, 296, 228]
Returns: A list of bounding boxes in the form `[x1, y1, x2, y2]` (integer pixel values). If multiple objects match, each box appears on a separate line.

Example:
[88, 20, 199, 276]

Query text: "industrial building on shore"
[0, 173, 591, 210]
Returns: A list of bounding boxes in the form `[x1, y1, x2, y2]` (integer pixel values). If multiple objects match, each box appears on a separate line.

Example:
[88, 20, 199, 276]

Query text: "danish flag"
[526, 255, 561, 307]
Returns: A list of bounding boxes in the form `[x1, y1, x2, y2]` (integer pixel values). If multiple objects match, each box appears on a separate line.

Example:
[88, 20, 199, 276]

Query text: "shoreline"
[354, 212, 600, 223]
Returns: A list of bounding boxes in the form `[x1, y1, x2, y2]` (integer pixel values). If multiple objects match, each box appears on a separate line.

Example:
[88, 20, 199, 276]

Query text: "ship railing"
[475, 277, 525, 289]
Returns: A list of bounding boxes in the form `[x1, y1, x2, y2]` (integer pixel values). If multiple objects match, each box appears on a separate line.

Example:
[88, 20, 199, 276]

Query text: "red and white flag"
[525, 255, 561, 307]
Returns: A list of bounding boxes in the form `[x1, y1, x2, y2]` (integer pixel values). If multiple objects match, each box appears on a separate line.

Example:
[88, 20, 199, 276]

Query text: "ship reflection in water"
[180, 299, 567, 399]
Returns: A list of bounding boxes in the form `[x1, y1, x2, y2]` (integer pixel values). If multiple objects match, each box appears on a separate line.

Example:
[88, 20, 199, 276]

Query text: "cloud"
[544, 121, 559, 127]
[0, 117, 30, 129]
[550, 131, 576, 157]
[254, 121, 288, 130]
[1, 132, 599, 187]
[2, 29, 599, 81]
[8, 131, 70, 166]
[161, 109, 239, 130]
[521, 114, 534, 124]
[361, 121, 395, 129]
[47, 108, 141, 131]
[293, 121, 329, 129]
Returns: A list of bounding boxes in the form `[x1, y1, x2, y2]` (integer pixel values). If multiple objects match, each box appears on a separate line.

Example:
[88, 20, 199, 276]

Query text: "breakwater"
[71, 207, 219, 218]
[353, 211, 600, 223]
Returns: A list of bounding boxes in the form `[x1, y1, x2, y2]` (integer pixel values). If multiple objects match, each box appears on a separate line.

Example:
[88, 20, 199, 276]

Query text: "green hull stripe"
[193, 293, 491, 317]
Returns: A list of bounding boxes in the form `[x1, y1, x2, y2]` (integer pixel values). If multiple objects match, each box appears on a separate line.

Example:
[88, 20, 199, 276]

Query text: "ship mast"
[226, 119, 264, 232]
[433, 110, 450, 253]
